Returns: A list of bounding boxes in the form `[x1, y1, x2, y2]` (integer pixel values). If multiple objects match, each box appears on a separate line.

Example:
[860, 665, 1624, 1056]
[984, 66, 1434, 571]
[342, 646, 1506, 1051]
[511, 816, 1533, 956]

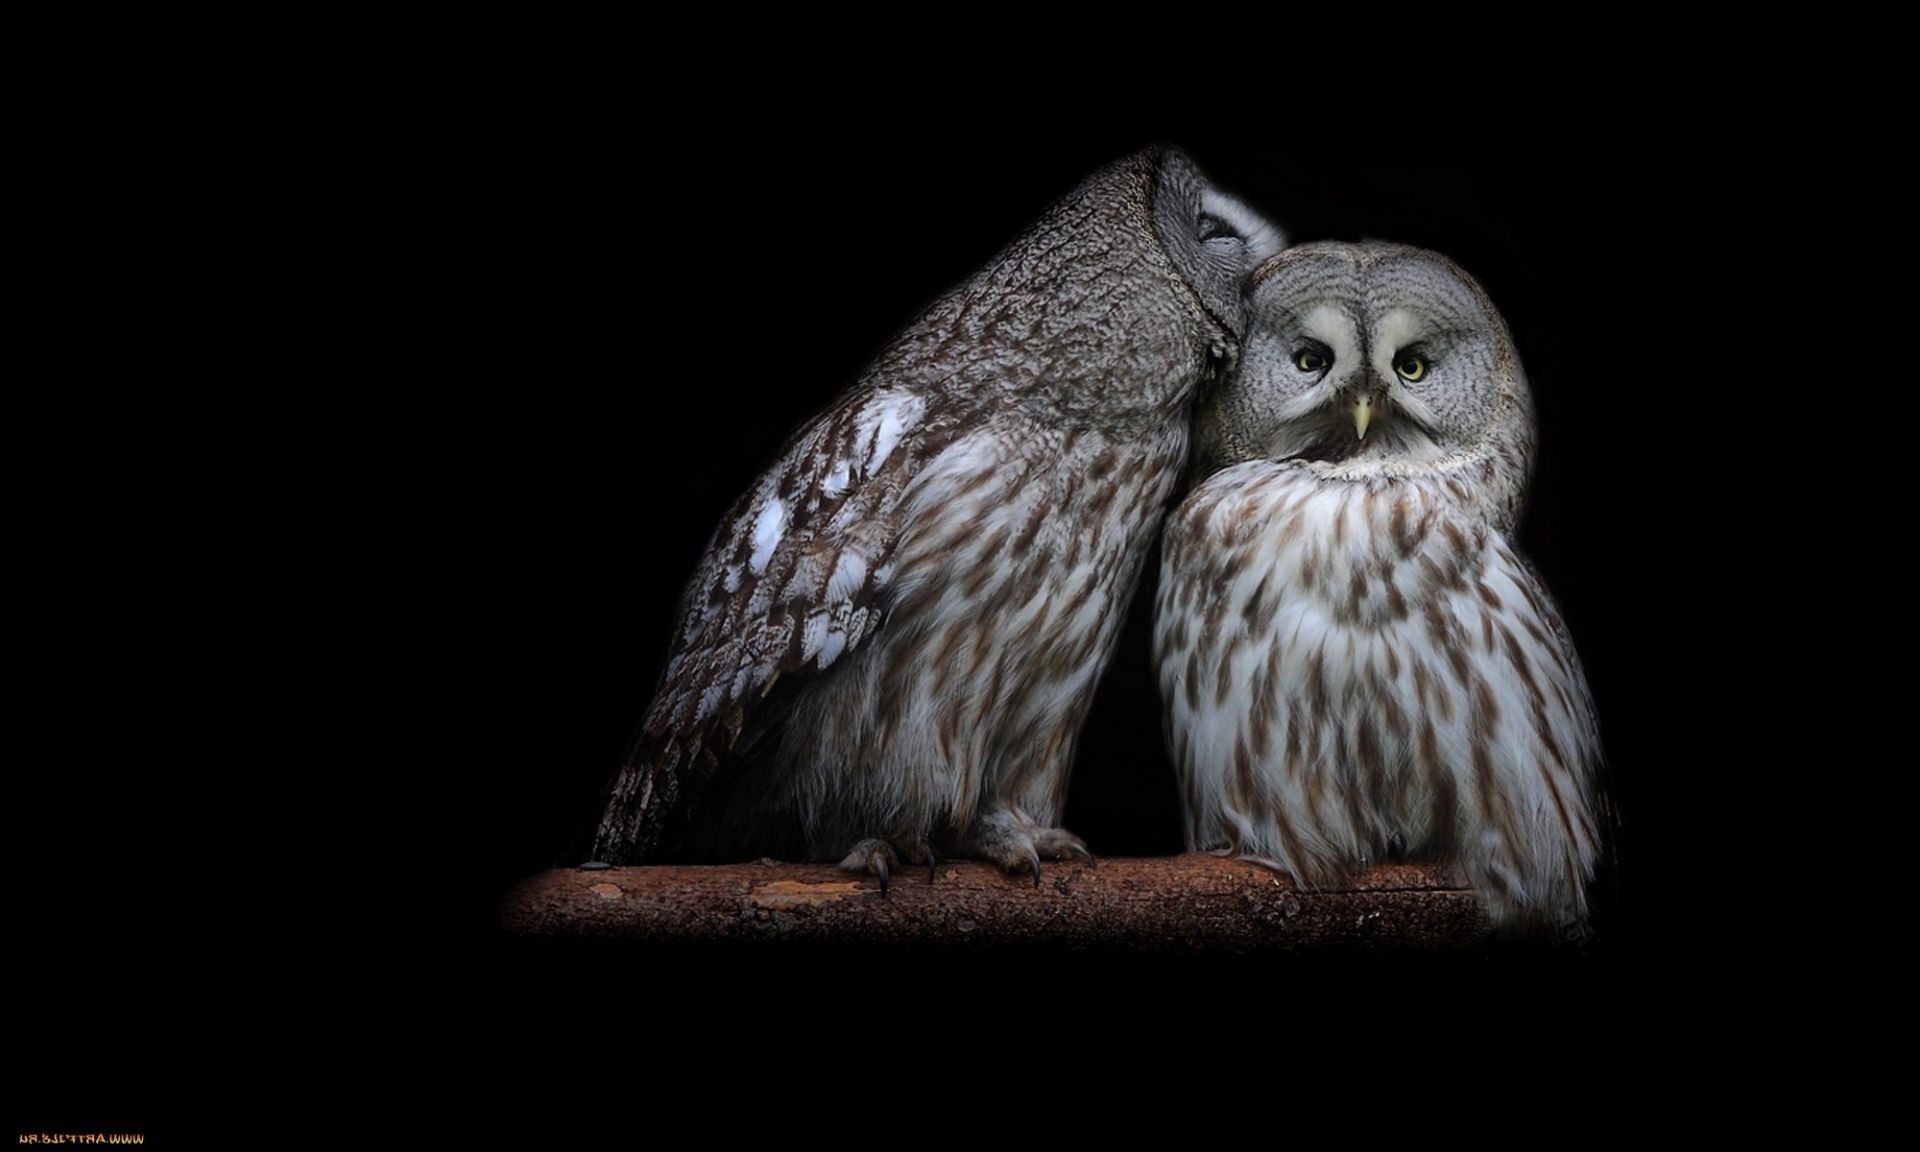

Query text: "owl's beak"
[1352, 395, 1373, 440]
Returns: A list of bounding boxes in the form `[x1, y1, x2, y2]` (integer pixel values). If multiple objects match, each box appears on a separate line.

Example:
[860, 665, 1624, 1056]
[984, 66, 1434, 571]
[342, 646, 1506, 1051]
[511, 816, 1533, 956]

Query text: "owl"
[1155, 242, 1603, 925]
[592, 147, 1283, 887]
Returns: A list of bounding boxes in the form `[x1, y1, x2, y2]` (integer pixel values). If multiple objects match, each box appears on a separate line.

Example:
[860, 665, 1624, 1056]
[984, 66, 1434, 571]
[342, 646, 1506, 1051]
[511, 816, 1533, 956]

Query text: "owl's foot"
[966, 812, 1095, 887]
[838, 838, 899, 895]
[905, 841, 939, 884]
[837, 838, 940, 894]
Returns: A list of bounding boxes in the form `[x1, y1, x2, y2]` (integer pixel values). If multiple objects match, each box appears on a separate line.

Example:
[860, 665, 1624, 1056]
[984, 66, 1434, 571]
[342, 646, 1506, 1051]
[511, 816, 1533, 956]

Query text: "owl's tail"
[581, 735, 686, 865]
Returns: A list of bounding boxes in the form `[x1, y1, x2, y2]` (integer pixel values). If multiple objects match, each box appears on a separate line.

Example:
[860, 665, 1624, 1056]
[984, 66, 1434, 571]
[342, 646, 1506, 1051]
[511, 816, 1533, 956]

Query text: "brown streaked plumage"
[1156, 242, 1604, 925]
[593, 148, 1283, 886]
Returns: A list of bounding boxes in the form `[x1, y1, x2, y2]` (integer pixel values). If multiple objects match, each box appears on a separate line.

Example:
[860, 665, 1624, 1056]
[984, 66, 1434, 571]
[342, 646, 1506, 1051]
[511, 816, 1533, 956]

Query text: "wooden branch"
[498, 854, 1495, 952]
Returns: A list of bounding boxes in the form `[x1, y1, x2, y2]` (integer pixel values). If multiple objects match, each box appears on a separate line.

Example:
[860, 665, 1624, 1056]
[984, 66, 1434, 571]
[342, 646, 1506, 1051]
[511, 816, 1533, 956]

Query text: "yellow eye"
[1295, 350, 1327, 372]
[1395, 355, 1427, 382]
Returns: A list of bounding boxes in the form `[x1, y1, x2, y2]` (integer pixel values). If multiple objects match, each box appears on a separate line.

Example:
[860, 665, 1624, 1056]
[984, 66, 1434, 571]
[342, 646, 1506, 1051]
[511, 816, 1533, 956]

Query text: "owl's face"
[1195, 242, 1529, 478]
[1151, 149, 1285, 340]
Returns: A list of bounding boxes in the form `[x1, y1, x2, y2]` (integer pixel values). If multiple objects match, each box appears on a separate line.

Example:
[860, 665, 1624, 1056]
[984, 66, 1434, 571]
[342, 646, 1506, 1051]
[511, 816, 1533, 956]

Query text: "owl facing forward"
[1154, 242, 1603, 924]
[593, 148, 1282, 884]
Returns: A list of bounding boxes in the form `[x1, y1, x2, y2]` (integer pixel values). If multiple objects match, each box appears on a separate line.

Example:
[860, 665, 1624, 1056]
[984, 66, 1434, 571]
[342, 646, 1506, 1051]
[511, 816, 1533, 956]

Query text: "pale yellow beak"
[1353, 395, 1373, 440]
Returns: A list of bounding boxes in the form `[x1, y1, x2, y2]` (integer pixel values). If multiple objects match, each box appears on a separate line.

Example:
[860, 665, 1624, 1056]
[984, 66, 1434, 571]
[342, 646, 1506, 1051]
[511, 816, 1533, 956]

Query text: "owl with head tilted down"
[592, 147, 1282, 887]
[1155, 242, 1604, 925]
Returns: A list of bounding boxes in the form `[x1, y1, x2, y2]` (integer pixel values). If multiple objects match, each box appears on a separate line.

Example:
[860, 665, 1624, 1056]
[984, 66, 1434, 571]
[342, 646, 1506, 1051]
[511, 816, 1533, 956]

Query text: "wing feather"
[590, 384, 952, 862]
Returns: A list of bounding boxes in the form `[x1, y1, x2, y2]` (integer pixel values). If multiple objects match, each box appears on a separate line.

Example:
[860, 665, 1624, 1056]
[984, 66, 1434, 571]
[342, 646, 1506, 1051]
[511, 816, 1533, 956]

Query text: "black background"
[21, 80, 1722, 1136]
[479, 111, 1688, 951]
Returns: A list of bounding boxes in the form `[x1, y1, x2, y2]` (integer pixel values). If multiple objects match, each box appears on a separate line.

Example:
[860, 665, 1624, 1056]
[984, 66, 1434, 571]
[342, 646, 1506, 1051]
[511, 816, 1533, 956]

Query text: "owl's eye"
[1295, 349, 1328, 372]
[1395, 355, 1428, 382]
[1197, 213, 1242, 243]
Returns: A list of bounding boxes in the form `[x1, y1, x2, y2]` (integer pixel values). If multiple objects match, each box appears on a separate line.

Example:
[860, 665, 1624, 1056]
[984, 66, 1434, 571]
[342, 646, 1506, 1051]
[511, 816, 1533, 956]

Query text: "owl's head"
[1150, 148, 1286, 340]
[1194, 241, 1534, 503]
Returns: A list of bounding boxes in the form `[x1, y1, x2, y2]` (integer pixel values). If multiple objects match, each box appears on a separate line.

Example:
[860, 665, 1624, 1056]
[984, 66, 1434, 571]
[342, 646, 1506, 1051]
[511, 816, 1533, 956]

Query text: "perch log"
[499, 853, 1495, 951]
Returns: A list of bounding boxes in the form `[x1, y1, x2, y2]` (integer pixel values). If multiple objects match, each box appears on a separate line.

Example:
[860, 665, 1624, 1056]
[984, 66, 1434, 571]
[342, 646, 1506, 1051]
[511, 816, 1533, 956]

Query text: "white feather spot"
[748, 497, 787, 574]
[817, 628, 846, 669]
[854, 393, 925, 477]
[827, 550, 868, 601]
[867, 411, 906, 472]
[822, 459, 851, 498]
[697, 682, 725, 724]
[800, 612, 828, 664]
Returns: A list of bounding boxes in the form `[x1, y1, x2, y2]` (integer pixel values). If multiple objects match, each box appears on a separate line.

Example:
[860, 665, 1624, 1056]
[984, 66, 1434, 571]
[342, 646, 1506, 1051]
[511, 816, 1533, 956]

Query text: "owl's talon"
[838, 838, 900, 896]
[1032, 827, 1093, 866]
[964, 812, 1090, 886]
[902, 841, 940, 885]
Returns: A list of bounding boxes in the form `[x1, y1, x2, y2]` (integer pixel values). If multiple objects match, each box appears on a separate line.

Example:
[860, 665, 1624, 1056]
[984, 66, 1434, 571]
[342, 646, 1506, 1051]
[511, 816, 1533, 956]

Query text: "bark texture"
[499, 854, 1496, 952]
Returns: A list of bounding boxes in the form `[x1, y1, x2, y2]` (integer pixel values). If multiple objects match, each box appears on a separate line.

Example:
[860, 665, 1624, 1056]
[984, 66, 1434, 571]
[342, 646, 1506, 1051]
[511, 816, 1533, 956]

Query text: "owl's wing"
[591, 385, 947, 863]
[1454, 532, 1609, 916]
[1508, 545, 1614, 860]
